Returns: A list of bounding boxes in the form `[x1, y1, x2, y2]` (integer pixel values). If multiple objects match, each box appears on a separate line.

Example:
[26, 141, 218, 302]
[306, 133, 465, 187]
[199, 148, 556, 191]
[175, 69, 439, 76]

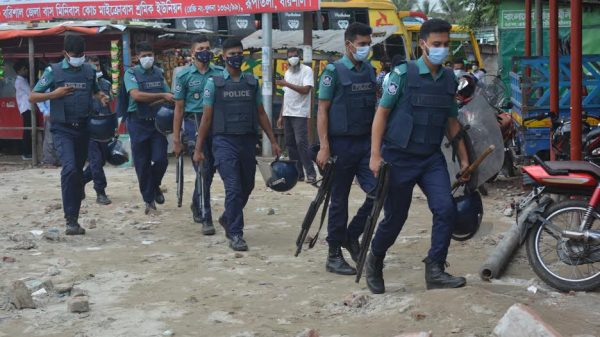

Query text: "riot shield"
[443, 87, 504, 190]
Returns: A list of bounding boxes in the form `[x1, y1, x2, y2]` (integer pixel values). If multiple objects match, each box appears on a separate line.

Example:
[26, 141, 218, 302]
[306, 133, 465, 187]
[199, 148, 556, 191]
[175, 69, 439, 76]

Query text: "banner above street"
[0, 0, 320, 23]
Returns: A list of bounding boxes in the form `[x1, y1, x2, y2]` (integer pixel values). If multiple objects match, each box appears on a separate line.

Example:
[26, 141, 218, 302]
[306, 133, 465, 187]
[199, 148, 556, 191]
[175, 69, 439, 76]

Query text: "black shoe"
[65, 216, 86, 235]
[423, 257, 466, 290]
[155, 188, 165, 204]
[326, 245, 356, 275]
[229, 235, 248, 251]
[306, 176, 317, 184]
[145, 202, 157, 215]
[191, 204, 202, 223]
[96, 193, 112, 205]
[298, 176, 305, 182]
[342, 237, 360, 264]
[365, 252, 385, 294]
[202, 221, 216, 236]
[81, 187, 86, 201]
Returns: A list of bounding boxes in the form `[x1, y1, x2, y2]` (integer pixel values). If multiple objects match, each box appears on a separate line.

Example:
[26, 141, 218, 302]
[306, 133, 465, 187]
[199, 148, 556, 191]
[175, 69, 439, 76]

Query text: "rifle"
[451, 144, 496, 190]
[355, 161, 391, 283]
[176, 134, 184, 208]
[295, 156, 337, 257]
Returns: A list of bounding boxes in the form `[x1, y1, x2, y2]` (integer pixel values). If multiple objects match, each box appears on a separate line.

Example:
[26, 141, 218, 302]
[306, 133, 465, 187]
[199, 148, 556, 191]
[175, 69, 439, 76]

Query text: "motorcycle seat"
[545, 160, 600, 178]
[586, 128, 600, 142]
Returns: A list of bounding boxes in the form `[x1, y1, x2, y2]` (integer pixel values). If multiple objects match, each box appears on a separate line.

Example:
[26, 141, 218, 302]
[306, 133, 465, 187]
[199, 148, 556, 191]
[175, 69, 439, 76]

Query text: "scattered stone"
[277, 318, 291, 325]
[25, 279, 54, 293]
[163, 330, 174, 336]
[67, 296, 90, 313]
[451, 327, 462, 334]
[45, 203, 62, 213]
[47, 266, 61, 276]
[267, 208, 275, 215]
[31, 288, 47, 297]
[22, 195, 28, 200]
[493, 303, 561, 337]
[54, 283, 74, 295]
[9, 280, 36, 309]
[2, 256, 16, 263]
[134, 224, 152, 230]
[410, 311, 428, 321]
[392, 333, 432, 337]
[71, 287, 88, 297]
[470, 304, 494, 315]
[230, 332, 255, 337]
[296, 329, 320, 337]
[503, 208, 514, 217]
[343, 293, 369, 308]
[234, 253, 244, 259]
[185, 296, 199, 303]
[43, 231, 61, 242]
[87, 219, 97, 229]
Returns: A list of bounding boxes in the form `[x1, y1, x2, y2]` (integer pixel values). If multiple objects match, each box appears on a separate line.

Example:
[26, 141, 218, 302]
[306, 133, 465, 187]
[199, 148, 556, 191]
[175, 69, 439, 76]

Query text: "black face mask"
[226, 55, 244, 70]
[195, 50, 212, 64]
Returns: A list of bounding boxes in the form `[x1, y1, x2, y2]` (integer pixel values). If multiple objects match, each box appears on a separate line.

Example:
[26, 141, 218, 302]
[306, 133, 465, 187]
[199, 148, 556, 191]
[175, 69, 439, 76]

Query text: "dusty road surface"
[1, 159, 599, 337]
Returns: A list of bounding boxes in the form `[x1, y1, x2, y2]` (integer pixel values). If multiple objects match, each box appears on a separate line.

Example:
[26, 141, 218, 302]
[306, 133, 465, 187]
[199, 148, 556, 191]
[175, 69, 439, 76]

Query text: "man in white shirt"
[13, 60, 32, 160]
[276, 47, 316, 183]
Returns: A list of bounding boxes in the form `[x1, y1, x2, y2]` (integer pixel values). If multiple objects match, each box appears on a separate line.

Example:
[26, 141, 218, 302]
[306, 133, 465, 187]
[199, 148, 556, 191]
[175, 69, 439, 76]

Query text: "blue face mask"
[425, 44, 449, 65]
[195, 50, 212, 64]
[226, 55, 244, 70]
[349, 42, 370, 62]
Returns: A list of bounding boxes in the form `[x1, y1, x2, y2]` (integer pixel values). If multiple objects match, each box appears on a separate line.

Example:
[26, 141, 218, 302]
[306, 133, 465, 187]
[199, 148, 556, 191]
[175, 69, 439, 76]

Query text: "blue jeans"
[327, 135, 377, 246]
[82, 140, 108, 194]
[184, 115, 214, 221]
[52, 122, 89, 218]
[127, 118, 168, 204]
[284, 116, 316, 180]
[371, 148, 456, 263]
[213, 134, 257, 237]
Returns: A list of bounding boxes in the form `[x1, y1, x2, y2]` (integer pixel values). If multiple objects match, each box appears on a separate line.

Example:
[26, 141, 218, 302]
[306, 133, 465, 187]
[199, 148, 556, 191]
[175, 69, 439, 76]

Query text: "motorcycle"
[517, 156, 600, 291]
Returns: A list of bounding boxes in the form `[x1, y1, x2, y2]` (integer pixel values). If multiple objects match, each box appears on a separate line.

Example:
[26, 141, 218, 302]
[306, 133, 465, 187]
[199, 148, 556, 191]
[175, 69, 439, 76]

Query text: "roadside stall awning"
[242, 25, 398, 54]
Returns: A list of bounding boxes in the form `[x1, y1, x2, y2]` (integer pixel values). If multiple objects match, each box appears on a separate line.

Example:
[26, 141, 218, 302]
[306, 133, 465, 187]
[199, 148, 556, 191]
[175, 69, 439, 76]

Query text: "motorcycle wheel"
[526, 200, 600, 292]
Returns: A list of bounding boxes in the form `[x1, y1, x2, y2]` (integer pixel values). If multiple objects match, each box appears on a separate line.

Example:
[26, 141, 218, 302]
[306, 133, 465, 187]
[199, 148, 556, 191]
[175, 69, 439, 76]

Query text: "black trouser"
[21, 110, 32, 156]
[284, 116, 316, 179]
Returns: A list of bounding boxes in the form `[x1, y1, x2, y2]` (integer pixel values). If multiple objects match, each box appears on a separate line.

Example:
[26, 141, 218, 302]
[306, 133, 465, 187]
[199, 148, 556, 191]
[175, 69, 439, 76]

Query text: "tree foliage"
[439, 0, 467, 24]
[457, 0, 500, 29]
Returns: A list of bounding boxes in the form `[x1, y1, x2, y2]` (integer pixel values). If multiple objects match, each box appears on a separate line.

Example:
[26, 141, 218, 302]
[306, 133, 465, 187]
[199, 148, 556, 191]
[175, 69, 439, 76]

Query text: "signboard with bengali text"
[0, 0, 320, 22]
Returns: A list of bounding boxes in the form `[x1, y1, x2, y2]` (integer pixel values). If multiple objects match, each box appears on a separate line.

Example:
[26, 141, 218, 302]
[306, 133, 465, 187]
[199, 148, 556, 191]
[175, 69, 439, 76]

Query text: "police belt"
[59, 119, 88, 128]
[129, 110, 155, 121]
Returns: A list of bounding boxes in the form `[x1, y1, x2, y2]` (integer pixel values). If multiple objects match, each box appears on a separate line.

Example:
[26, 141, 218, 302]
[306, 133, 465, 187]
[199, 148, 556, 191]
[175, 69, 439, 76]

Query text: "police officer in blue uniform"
[193, 37, 281, 251]
[315, 22, 377, 276]
[173, 35, 223, 234]
[124, 42, 174, 215]
[82, 56, 113, 205]
[30, 35, 109, 235]
[367, 19, 471, 293]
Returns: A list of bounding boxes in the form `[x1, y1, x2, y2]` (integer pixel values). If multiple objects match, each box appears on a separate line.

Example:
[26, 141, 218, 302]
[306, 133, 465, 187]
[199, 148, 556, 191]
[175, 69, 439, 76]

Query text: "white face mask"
[67, 53, 86, 68]
[288, 56, 300, 66]
[140, 56, 154, 70]
[96, 71, 103, 79]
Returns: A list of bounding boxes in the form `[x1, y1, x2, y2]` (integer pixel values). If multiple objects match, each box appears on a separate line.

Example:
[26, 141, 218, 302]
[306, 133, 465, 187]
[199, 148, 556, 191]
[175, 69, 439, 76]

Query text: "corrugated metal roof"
[241, 25, 398, 54]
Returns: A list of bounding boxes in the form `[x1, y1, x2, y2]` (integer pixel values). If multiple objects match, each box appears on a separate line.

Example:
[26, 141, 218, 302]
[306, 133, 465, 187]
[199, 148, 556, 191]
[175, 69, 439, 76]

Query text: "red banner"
[0, 0, 319, 22]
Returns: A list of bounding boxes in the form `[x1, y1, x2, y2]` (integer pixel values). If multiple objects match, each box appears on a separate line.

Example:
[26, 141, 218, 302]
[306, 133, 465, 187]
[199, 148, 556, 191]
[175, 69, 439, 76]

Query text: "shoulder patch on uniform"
[130, 75, 137, 83]
[386, 82, 399, 95]
[204, 88, 211, 98]
[321, 75, 332, 87]
[174, 83, 182, 93]
[40, 76, 48, 85]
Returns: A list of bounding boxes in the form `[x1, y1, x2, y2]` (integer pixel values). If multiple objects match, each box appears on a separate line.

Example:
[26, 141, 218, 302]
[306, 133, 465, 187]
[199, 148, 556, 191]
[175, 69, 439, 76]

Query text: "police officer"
[30, 35, 109, 235]
[82, 56, 113, 205]
[193, 37, 281, 251]
[124, 42, 174, 214]
[315, 22, 377, 276]
[173, 35, 223, 234]
[367, 19, 470, 293]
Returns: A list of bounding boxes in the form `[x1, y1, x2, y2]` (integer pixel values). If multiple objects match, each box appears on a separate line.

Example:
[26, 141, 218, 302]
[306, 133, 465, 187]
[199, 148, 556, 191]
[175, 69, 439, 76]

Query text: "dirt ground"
[0, 158, 599, 337]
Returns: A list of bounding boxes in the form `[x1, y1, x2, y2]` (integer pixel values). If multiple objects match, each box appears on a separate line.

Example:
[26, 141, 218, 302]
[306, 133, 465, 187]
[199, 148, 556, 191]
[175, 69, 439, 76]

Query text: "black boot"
[190, 204, 202, 223]
[145, 201, 157, 215]
[342, 237, 360, 264]
[423, 257, 466, 290]
[96, 192, 112, 205]
[326, 245, 356, 275]
[229, 235, 248, 251]
[65, 216, 86, 235]
[202, 221, 216, 236]
[155, 188, 165, 204]
[365, 252, 385, 294]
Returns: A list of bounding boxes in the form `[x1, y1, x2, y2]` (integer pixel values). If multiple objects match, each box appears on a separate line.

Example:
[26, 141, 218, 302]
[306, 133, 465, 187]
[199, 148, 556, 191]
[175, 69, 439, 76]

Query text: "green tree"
[440, 0, 466, 24]
[415, 0, 441, 18]
[458, 0, 499, 29]
[391, 0, 415, 11]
